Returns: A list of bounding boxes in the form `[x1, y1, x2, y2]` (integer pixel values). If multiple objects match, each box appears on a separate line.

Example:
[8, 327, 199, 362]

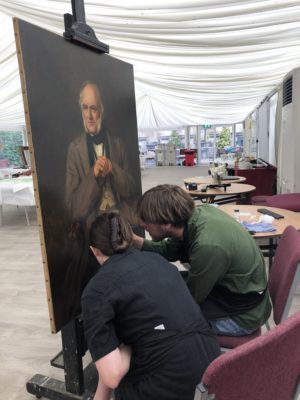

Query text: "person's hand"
[94, 156, 113, 178]
[131, 232, 144, 249]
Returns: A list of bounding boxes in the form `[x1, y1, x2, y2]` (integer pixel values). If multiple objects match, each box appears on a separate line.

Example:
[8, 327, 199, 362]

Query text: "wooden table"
[185, 183, 256, 204]
[219, 204, 300, 264]
[0, 176, 35, 225]
[184, 175, 246, 185]
[218, 205, 300, 238]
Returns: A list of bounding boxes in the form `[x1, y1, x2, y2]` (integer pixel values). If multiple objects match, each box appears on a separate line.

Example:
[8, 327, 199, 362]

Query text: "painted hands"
[94, 156, 113, 178]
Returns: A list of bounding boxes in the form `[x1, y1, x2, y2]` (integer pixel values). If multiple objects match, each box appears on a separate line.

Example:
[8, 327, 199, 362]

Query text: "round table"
[185, 183, 256, 204]
[218, 204, 300, 238]
[0, 176, 35, 225]
[219, 204, 300, 264]
[184, 175, 246, 185]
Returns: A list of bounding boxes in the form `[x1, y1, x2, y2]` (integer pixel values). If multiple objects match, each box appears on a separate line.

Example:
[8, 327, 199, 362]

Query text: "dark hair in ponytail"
[90, 210, 132, 256]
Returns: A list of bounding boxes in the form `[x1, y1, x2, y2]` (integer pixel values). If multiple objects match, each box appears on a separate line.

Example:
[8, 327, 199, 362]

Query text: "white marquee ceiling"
[1, 0, 300, 129]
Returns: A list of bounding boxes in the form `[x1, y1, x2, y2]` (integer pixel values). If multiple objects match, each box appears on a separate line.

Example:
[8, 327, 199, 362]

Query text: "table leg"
[258, 238, 277, 270]
[268, 237, 277, 269]
[24, 207, 30, 226]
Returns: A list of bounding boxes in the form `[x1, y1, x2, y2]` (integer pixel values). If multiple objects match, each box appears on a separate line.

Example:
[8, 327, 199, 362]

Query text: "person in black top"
[81, 210, 220, 400]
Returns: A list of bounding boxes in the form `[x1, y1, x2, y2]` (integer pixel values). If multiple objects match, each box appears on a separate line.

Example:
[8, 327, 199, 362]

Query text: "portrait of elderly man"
[62, 81, 139, 321]
[65, 80, 138, 227]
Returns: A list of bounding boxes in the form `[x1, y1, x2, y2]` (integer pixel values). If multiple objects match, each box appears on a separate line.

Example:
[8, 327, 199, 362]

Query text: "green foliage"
[216, 127, 231, 149]
[168, 130, 183, 148]
[0, 131, 24, 165]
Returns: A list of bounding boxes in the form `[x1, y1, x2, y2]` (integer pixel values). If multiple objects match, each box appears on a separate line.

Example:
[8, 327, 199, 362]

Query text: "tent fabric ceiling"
[1, 1, 300, 129]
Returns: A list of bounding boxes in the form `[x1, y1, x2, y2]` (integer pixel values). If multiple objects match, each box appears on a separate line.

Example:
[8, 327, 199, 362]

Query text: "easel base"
[27, 374, 95, 400]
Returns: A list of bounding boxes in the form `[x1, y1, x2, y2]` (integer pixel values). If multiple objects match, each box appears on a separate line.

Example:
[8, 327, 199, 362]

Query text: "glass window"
[0, 128, 25, 167]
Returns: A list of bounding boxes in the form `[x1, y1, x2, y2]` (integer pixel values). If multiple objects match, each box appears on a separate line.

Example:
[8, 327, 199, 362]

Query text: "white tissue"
[260, 214, 274, 224]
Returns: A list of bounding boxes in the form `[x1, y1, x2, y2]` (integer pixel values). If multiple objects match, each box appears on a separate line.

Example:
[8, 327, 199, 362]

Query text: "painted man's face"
[81, 84, 101, 135]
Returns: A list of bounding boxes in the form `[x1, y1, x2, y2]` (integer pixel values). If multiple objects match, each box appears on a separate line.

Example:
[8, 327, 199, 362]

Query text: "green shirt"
[142, 205, 272, 330]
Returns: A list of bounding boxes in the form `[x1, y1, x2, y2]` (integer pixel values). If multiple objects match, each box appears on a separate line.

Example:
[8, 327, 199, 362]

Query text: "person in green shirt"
[132, 184, 272, 336]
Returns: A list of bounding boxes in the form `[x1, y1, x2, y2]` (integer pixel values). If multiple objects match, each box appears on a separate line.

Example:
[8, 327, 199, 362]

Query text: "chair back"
[196, 311, 300, 400]
[267, 193, 300, 212]
[18, 145, 30, 167]
[269, 226, 300, 325]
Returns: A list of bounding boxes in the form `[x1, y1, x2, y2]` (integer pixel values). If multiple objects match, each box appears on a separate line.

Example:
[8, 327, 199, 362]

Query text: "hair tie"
[110, 216, 120, 249]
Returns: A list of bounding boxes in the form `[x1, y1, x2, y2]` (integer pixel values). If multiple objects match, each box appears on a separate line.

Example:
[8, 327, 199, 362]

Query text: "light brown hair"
[90, 211, 132, 256]
[137, 184, 195, 227]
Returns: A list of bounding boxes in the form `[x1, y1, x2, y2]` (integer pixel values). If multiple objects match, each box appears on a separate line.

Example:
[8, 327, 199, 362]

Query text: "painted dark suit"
[63, 130, 138, 320]
[65, 131, 138, 227]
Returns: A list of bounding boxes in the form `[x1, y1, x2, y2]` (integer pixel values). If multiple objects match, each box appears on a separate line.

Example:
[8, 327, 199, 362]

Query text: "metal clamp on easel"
[63, 0, 109, 53]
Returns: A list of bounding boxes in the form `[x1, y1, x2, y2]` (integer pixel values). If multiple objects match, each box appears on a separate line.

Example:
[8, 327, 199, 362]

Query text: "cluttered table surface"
[218, 204, 300, 238]
[184, 175, 246, 185]
[184, 183, 256, 204]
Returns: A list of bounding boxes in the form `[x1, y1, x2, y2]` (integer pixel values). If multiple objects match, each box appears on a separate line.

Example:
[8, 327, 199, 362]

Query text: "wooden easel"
[15, 0, 109, 398]
[26, 317, 98, 399]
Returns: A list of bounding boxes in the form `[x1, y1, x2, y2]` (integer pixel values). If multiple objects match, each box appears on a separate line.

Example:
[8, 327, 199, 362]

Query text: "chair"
[0, 158, 9, 168]
[194, 311, 300, 400]
[267, 225, 300, 326]
[251, 193, 300, 212]
[217, 225, 300, 350]
[18, 145, 30, 167]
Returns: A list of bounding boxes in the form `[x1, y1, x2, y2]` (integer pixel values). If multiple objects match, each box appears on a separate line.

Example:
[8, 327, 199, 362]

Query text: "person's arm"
[82, 286, 130, 399]
[131, 232, 145, 249]
[141, 237, 186, 263]
[94, 345, 132, 399]
[93, 379, 112, 400]
[187, 244, 229, 304]
[132, 234, 187, 264]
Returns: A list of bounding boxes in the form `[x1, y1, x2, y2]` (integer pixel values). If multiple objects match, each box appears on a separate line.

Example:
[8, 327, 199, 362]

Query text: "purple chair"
[268, 225, 300, 326]
[217, 225, 300, 351]
[251, 195, 269, 206]
[251, 193, 300, 212]
[195, 311, 300, 400]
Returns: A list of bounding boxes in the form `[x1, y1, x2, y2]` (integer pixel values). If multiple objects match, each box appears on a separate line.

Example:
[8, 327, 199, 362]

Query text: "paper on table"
[12, 177, 33, 193]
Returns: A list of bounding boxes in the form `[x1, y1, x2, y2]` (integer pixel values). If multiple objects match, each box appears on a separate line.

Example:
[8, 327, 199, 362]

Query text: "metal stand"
[63, 0, 109, 53]
[258, 237, 278, 268]
[207, 183, 231, 191]
[26, 318, 98, 399]
[255, 139, 259, 166]
[201, 183, 231, 192]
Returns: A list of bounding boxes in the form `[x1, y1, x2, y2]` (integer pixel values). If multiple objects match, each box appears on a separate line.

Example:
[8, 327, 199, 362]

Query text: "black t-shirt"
[81, 247, 214, 380]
